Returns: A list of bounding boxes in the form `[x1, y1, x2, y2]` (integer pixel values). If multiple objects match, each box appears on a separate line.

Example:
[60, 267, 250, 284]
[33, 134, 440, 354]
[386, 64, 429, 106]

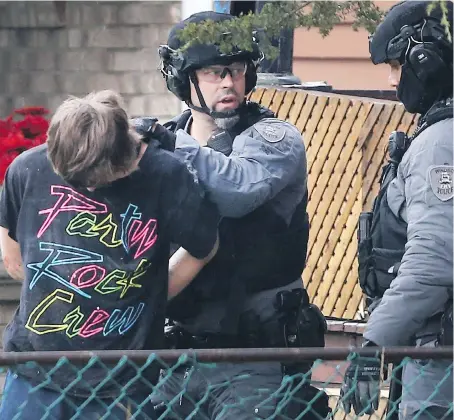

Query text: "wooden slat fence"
[249, 87, 418, 320]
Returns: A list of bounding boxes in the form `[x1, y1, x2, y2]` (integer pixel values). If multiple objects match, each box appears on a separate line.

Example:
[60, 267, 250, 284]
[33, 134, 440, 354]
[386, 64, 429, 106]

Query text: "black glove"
[340, 353, 381, 415]
[132, 117, 176, 152]
[132, 117, 157, 138]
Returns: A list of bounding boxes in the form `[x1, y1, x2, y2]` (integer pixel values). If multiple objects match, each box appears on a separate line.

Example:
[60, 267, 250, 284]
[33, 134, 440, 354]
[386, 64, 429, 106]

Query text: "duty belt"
[164, 325, 282, 350]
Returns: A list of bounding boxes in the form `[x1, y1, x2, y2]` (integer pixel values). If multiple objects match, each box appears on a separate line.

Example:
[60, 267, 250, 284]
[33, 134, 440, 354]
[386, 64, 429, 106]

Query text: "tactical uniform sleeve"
[174, 118, 305, 218]
[364, 119, 453, 346]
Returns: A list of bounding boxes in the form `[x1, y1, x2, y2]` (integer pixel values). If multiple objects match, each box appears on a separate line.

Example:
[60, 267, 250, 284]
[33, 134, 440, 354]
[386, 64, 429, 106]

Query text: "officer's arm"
[174, 119, 305, 218]
[364, 121, 453, 346]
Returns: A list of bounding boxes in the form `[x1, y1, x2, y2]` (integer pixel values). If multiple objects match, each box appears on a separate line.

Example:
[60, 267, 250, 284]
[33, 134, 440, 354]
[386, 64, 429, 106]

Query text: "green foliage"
[427, 0, 452, 42]
[176, 1, 385, 60]
[175, 0, 452, 61]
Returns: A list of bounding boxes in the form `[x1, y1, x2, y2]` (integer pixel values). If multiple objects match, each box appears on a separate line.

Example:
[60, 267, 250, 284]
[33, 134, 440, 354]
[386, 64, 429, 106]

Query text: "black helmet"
[158, 11, 263, 118]
[369, 0, 453, 114]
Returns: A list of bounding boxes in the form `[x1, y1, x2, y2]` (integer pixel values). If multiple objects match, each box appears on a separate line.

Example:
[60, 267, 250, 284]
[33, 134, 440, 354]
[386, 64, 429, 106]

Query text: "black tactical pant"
[151, 361, 283, 419]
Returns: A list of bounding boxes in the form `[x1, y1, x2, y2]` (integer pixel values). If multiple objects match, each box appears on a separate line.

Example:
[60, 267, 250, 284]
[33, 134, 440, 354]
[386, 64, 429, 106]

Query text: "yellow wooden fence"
[249, 87, 418, 320]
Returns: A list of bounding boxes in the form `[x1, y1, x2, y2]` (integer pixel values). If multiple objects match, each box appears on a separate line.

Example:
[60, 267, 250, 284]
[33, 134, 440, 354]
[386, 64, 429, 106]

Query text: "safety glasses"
[196, 62, 247, 83]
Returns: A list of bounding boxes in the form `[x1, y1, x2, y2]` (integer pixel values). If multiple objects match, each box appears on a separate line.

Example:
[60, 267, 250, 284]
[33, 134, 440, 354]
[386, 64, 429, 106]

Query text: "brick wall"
[0, 1, 181, 120]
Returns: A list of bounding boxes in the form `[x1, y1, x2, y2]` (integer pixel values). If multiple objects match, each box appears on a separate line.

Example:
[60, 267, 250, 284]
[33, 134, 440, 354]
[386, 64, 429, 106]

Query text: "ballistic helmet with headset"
[369, 0, 453, 114]
[158, 11, 263, 119]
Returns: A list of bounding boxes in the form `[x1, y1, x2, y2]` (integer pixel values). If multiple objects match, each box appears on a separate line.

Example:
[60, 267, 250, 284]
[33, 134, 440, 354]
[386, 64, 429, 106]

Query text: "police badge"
[254, 121, 286, 143]
[429, 165, 454, 201]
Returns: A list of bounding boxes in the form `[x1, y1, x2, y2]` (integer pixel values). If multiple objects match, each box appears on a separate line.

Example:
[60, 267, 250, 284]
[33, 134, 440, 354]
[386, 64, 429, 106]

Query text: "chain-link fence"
[0, 347, 452, 420]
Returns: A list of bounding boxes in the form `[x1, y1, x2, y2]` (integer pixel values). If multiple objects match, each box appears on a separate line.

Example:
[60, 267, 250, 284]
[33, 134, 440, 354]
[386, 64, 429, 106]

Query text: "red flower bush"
[0, 107, 49, 185]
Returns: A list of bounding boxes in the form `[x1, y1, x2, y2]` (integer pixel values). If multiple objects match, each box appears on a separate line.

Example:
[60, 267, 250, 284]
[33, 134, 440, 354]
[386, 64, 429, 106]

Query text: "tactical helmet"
[369, 0, 453, 114]
[158, 11, 263, 117]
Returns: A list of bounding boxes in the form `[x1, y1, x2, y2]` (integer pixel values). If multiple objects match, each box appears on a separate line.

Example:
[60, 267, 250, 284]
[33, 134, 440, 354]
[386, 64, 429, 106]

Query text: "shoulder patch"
[428, 165, 454, 201]
[254, 120, 286, 143]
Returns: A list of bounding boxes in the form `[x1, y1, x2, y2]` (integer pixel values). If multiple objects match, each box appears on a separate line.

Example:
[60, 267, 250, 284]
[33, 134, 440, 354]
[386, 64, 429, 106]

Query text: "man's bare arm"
[168, 233, 219, 300]
[0, 227, 24, 281]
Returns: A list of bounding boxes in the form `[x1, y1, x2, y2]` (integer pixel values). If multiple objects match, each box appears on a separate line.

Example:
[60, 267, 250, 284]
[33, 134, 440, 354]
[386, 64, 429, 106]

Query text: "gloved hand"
[132, 117, 176, 152]
[132, 117, 157, 138]
[340, 354, 381, 415]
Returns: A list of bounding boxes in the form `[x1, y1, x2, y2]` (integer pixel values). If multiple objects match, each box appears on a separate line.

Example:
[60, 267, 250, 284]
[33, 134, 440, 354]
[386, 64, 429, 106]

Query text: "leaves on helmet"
[427, 0, 452, 43]
[175, 1, 386, 61]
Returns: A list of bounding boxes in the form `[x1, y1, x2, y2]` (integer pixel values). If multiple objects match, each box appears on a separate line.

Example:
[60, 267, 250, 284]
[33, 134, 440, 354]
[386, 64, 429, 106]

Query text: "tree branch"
[175, 0, 450, 61]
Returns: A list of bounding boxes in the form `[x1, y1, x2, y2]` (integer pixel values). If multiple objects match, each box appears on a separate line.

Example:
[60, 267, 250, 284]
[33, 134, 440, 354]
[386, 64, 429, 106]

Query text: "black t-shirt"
[0, 143, 219, 397]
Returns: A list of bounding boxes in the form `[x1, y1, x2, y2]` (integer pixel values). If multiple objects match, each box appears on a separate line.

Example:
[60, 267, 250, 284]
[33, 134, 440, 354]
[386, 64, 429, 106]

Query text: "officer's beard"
[211, 90, 243, 130]
[213, 112, 241, 130]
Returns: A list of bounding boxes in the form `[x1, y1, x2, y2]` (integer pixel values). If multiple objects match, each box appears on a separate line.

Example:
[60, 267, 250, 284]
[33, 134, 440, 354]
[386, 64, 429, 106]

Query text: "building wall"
[0, 1, 181, 121]
[293, 1, 398, 90]
[0, 0, 183, 347]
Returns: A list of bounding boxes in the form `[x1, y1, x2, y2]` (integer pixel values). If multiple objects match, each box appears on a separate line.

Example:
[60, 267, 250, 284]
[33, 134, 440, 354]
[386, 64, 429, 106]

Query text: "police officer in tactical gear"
[136, 10, 330, 420]
[341, 1, 453, 419]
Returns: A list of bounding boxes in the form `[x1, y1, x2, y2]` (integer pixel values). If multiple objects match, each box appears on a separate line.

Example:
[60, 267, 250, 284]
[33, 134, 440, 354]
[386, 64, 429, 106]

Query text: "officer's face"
[191, 62, 247, 112]
[388, 60, 401, 89]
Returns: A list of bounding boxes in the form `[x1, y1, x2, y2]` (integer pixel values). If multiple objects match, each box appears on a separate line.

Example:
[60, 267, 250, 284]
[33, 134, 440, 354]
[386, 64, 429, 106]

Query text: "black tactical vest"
[358, 98, 453, 302]
[165, 102, 310, 326]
